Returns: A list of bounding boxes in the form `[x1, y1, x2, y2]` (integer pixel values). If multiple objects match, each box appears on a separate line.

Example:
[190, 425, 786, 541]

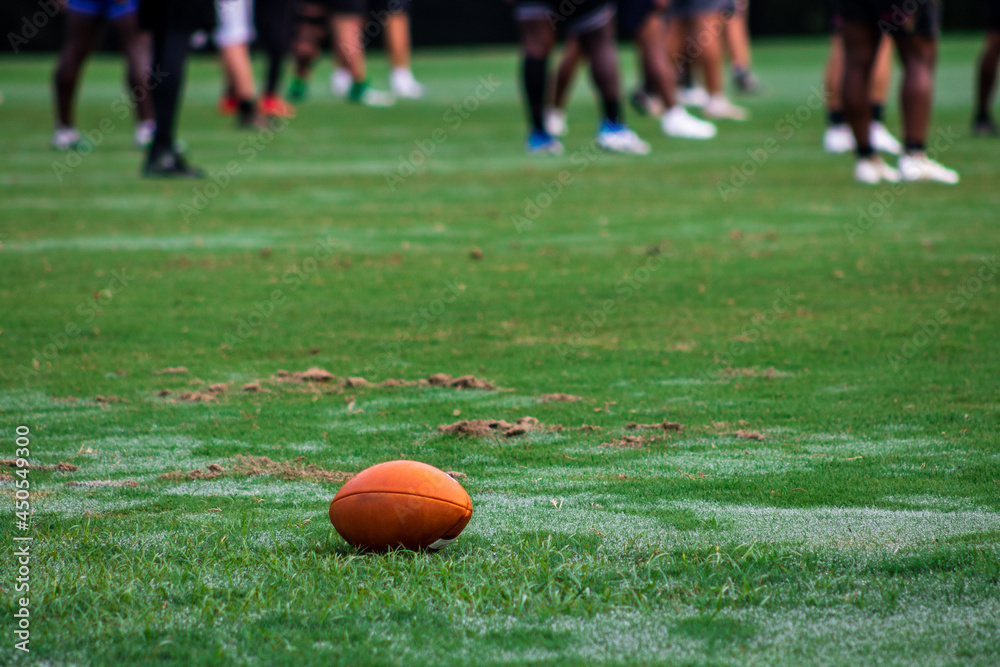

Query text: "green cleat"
[287, 77, 308, 103]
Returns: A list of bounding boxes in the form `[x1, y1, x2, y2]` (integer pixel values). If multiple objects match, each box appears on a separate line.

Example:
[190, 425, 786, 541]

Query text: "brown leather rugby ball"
[329, 460, 473, 552]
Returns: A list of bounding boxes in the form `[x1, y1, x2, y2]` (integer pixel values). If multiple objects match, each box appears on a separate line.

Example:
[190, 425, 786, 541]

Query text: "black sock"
[904, 140, 926, 153]
[828, 110, 845, 125]
[150, 27, 191, 155]
[603, 98, 621, 125]
[523, 55, 547, 134]
[975, 110, 992, 123]
[679, 64, 692, 89]
[871, 103, 885, 122]
[265, 55, 283, 97]
[856, 144, 875, 158]
[238, 99, 255, 124]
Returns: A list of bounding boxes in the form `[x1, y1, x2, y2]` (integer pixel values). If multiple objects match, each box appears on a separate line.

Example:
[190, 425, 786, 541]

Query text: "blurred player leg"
[889, 8, 957, 183]
[690, 5, 747, 120]
[332, 2, 395, 106]
[629, 3, 716, 139]
[142, 10, 207, 178]
[824, 30, 899, 154]
[547, 36, 583, 136]
[382, 0, 424, 98]
[515, 11, 561, 153]
[724, 0, 759, 94]
[289, 0, 328, 101]
[256, 0, 297, 116]
[110, 7, 157, 147]
[52, 7, 105, 150]
[215, 0, 263, 128]
[974, 0, 1000, 135]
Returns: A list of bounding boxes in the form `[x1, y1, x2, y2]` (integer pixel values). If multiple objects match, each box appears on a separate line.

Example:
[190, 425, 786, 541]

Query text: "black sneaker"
[972, 117, 998, 137]
[143, 148, 205, 178]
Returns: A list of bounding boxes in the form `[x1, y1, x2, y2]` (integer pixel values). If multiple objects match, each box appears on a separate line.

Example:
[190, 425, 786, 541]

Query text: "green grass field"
[1, 36, 999, 665]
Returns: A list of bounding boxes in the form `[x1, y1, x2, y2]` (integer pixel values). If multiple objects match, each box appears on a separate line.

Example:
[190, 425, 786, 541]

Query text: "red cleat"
[259, 95, 296, 118]
[218, 94, 238, 116]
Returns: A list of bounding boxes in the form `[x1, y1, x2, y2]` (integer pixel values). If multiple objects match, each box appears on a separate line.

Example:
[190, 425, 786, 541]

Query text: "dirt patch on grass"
[160, 456, 353, 484]
[601, 436, 651, 449]
[94, 395, 127, 404]
[428, 373, 495, 390]
[177, 392, 215, 403]
[208, 383, 229, 394]
[0, 460, 78, 472]
[735, 430, 766, 441]
[155, 366, 189, 375]
[66, 480, 139, 488]
[438, 416, 553, 437]
[539, 393, 584, 403]
[626, 421, 683, 432]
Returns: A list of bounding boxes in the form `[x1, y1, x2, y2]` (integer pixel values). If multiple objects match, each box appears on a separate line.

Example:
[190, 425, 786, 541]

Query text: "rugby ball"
[329, 460, 473, 552]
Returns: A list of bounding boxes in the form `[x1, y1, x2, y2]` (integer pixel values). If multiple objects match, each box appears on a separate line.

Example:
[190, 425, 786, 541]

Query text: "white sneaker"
[677, 86, 710, 108]
[824, 123, 856, 153]
[331, 68, 352, 97]
[544, 108, 567, 137]
[52, 127, 81, 151]
[134, 120, 156, 149]
[854, 156, 900, 185]
[596, 121, 651, 155]
[702, 95, 748, 121]
[897, 152, 960, 184]
[390, 68, 424, 99]
[870, 121, 902, 155]
[661, 105, 717, 139]
[352, 86, 396, 108]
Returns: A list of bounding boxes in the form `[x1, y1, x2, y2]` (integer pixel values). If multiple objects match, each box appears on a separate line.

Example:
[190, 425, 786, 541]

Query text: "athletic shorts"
[988, 0, 1000, 33]
[328, 0, 367, 15]
[668, 0, 735, 19]
[67, 0, 137, 19]
[514, 0, 616, 36]
[619, 0, 661, 38]
[215, 0, 255, 46]
[370, 0, 411, 15]
[832, 0, 940, 38]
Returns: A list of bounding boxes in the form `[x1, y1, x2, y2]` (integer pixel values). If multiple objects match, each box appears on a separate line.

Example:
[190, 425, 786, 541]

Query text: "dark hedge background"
[1, 0, 991, 53]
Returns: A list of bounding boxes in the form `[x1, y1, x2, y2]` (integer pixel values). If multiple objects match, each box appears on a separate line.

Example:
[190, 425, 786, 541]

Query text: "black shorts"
[514, 0, 616, 35]
[988, 0, 1000, 33]
[833, 0, 940, 38]
[369, 0, 411, 14]
[619, 0, 661, 38]
[668, 0, 735, 19]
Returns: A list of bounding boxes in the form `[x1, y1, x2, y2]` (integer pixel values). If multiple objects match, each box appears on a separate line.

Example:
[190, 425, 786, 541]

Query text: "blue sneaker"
[596, 119, 651, 155]
[525, 129, 563, 154]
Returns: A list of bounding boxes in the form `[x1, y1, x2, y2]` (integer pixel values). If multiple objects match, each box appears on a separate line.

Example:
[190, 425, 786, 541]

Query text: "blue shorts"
[67, 0, 138, 20]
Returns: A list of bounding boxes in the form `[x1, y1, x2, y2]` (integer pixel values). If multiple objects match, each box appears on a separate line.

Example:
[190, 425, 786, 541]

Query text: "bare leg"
[552, 36, 583, 111]
[385, 12, 411, 70]
[691, 11, 724, 96]
[871, 36, 893, 103]
[112, 12, 154, 122]
[333, 14, 366, 83]
[824, 33, 845, 113]
[891, 32, 936, 149]
[577, 20, 622, 123]
[841, 21, 880, 155]
[636, 13, 677, 108]
[220, 43, 257, 101]
[975, 31, 1000, 124]
[291, 5, 326, 81]
[53, 11, 105, 128]
[724, 0, 752, 71]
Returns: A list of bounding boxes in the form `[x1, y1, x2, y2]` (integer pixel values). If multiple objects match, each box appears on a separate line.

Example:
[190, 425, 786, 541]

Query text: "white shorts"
[214, 0, 256, 47]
